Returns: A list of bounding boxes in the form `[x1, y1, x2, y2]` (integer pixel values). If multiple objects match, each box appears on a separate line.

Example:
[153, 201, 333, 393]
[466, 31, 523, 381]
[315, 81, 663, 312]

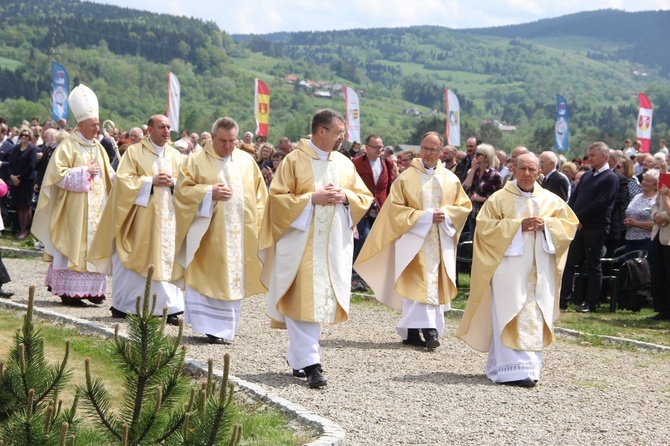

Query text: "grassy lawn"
[0, 311, 313, 445]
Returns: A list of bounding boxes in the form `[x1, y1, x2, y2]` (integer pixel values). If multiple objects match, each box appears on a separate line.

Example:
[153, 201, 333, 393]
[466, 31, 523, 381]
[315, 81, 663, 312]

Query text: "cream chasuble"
[354, 159, 471, 311]
[260, 139, 373, 326]
[172, 144, 267, 301]
[89, 139, 182, 281]
[32, 132, 113, 273]
[456, 181, 578, 352]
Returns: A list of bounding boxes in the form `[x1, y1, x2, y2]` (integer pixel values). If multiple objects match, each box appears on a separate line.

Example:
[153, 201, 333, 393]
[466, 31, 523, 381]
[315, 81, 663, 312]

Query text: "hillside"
[0, 1, 668, 155]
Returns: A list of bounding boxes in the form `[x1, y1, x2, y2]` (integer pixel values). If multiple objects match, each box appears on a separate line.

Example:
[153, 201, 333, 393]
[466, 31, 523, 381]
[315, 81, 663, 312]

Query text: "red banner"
[255, 79, 270, 137]
[636, 92, 652, 153]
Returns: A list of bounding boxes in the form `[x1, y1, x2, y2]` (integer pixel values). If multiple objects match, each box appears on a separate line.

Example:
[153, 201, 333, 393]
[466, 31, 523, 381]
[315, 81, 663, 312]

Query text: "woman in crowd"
[8, 127, 37, 239]
[650, 183, 670, 320]
[624, 169, 658, 261]
[462, 143, 502, 236]
[560, 161, 577, 194]
[617, 156, 642, 201]
[256, 142, 275, 171]
[261, 151, 285, 188]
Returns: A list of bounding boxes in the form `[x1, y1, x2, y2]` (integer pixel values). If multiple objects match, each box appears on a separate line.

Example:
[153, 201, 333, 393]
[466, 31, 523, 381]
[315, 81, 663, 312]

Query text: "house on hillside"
[314, 91, 332, 99]
[403, 106, 420, 118]
[284, 75, 298, 84]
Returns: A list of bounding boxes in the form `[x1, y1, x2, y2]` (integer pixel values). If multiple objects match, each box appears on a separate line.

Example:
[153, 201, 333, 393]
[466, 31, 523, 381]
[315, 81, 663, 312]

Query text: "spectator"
[256, 142, 275, 170]
[650, 182, 670, 320]
[397, 150, 416, 173]
[624, 169, 658, 260]
[463, 143, 502, 238]
[8, 127, 38, 238]
[540, 151, 569, 201]
[559, 142, 619, 313]
[454, 136, 479, 182]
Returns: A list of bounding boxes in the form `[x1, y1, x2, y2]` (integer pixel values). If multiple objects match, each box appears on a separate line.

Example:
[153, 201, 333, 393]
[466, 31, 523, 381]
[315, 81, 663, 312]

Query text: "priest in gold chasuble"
[89, 115, 184, 322]
[259, 109, 373, 388]
[355, 132, 471, 349]
[32, 84, 114, 306]
[457, 154, 578, 387]
[172, 117, 267, 345]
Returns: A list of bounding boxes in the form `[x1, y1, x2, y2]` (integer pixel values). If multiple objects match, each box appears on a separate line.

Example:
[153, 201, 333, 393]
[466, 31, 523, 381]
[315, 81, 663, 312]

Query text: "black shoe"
[288, 360, 307, 378]
[576, 304, 595, 313]
[206, 334, 229, 345]
[61, 296, 87, 307]
[110, 307, 127, 319]
[304, 364, 327, 389]
[422, 328, 440, 350]
[501, 379, 536, 388]
[166, 314, 180, 326]
[559, 300, 568, 310]
[402, 328, 427, 347]
[0, 289, 14, 299]
[87, 296, 105, 305]
[649, 312, 670, 321]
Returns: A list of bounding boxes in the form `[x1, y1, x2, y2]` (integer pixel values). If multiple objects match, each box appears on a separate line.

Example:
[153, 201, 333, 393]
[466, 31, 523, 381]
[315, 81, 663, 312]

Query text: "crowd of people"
[0, 82, 668, 391]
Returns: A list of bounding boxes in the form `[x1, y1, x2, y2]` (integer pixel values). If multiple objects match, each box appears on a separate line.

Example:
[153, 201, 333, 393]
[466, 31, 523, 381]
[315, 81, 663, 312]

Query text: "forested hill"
[0, 1, 669, 156]
[465, 9, 670, 74]
[1, 0, 232, 70]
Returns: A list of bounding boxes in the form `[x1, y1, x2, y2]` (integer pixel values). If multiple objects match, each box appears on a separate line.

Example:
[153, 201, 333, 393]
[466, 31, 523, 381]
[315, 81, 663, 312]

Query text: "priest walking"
[355, 131, 471, 349]
[457, 153, 578, 387]
[172, 117, 267, 344]
[259, 108, 373, 388]
[89, 114, 184, 324]
[32, 84, 114, 306]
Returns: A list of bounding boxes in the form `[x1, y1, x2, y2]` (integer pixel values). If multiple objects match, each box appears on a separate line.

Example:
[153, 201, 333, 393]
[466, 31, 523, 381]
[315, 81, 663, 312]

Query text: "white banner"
[167, 72, 180, 132]
[344, 86, 360, 143]
[446, 89, 461, 147]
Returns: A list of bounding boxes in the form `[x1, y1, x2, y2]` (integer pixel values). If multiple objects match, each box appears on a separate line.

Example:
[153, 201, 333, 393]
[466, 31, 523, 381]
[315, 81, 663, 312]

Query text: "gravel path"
[3, 257, 670, 445]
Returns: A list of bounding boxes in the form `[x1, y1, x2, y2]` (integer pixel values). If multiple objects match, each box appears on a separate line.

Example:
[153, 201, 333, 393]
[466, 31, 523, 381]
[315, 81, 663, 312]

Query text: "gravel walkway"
[2, 256, 669, 445]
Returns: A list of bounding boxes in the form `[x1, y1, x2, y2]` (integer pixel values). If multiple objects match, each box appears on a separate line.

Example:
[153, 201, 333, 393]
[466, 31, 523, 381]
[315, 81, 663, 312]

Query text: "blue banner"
[51, 61, 69, 122]
[554, 94, 568, 152]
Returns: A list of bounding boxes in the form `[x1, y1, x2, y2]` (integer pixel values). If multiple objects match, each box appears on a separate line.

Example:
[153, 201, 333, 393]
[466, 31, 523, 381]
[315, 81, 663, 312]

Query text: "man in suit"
[539, 151, 569, 201]
[559, 142, 619, 313]
[352, 134, 395, 289]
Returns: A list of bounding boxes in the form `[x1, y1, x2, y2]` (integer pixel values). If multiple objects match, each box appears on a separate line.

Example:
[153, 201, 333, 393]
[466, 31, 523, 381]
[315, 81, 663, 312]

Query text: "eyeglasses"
[420, 146, 440, 154]
[321, 127, 345, 138]
[474, 152, 483, 157]
[367, 145, 383, 150]
[19, 134, 30, 138]
[399, 158, 411, 163]
[466, 145, 476, 148]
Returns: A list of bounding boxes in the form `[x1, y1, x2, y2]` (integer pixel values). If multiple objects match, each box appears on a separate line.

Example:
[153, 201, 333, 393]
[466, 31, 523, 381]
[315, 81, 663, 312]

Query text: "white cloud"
[92, 0, 669, 34]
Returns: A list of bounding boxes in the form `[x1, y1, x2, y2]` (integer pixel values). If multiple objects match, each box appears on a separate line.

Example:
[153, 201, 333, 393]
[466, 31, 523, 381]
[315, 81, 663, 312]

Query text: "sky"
[90, 0, 670, 35]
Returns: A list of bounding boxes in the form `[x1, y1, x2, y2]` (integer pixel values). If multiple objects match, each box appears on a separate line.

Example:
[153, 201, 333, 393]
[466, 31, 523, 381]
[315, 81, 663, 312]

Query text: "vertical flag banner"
[555, 94, 569, 152]
[167, 72, 180, 132]
[255, 79, 270, 137]
[344, 86, 360, 143]
[445, 89, 460, 147]
[51, 61, 69, 122]
[637, 92, 653, 153]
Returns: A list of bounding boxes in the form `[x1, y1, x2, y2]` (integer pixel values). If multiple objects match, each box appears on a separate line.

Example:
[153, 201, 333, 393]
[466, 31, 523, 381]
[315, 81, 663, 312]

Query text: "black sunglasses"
[19, 134, 30, 138]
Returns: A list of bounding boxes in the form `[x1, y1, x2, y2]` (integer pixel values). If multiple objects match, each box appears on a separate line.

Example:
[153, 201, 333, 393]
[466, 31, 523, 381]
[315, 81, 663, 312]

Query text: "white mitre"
[68, 84, 99, 123]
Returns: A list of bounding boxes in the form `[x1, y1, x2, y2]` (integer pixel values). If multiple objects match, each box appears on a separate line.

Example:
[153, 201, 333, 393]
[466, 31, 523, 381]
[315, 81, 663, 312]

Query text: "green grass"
[0, 56, 21, 70]
[0, 310, 313, 445]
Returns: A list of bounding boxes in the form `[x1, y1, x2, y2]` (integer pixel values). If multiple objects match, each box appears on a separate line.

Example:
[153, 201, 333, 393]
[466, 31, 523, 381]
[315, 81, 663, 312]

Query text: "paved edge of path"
[0, 299, 346, 446]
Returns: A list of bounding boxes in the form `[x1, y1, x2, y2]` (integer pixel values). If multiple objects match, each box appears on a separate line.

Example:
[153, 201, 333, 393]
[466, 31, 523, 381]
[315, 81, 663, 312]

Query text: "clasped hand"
[433, 208, 445, 223]
[312, 183, 346, 205]
[152, 172, 173, 187]
[212, 183, 232, 201]
[521, 217, 544, 232]
[87, 159, 100, 176]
